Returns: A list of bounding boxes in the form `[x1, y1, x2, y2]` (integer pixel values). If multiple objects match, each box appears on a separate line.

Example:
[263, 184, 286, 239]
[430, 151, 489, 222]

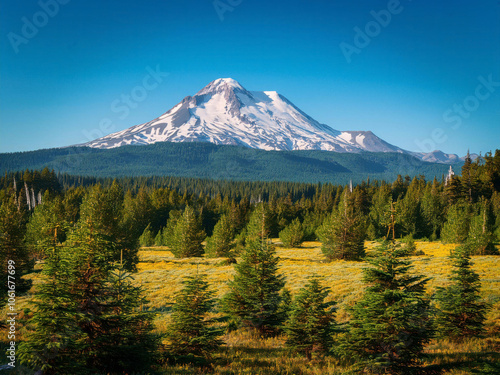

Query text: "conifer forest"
[0, 150, 499, 374]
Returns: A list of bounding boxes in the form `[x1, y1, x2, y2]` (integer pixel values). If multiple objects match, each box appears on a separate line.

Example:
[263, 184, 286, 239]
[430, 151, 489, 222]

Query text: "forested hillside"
[0, 142, 462, 183]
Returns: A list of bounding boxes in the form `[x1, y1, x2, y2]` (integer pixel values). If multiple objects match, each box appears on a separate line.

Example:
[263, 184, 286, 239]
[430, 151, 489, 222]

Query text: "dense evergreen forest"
[0, 141, 463, 184]
[0, 149, 499, 374]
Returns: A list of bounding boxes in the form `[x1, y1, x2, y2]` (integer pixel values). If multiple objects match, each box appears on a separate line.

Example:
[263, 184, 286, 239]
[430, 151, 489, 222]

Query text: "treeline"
[0, 150, 498, 373]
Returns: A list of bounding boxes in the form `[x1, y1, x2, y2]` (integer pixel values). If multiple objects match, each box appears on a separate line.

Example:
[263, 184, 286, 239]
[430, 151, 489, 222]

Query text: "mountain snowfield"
[84, 78, 456, 162]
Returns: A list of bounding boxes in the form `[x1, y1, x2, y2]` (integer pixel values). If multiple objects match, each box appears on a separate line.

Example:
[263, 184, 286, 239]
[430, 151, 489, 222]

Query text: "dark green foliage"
[19, 219, 157, 374]
[435, 246, 487, 341]
[205, 214, 234, 257]
[138, 223, 155, 247]
[24, 195, 67, 258]
[162, 209, 182, 248]
[165, 274, 223, 359]
[317, 191, 366, 261]
[221, 211, 286, 334]
[441, 201, 472, 244]
[279, 218, 304, 247]
[466, 200, 498, 255]
[339, 242, 434, 374]
[169, 206, 206, 258]
[78, 183, 139, 271]
[285, 278, 335, 360]
[0, 142, 462, 184]
[0, 193, 31, 304]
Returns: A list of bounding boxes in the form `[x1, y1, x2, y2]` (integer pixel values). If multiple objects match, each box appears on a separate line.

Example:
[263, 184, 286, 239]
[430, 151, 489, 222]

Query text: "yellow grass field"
[5, 240, 500, 374]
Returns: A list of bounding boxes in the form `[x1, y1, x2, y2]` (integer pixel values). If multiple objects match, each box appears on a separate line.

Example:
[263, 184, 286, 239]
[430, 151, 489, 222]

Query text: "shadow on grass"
[425, 350, 500, 374]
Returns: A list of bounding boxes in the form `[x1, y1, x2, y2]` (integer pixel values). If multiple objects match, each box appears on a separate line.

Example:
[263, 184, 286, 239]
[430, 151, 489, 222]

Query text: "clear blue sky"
[1, 0, 499, 156]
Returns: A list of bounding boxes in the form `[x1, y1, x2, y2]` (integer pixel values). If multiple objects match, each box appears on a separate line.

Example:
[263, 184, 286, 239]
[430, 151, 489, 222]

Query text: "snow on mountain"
[83, 78, 458, 162]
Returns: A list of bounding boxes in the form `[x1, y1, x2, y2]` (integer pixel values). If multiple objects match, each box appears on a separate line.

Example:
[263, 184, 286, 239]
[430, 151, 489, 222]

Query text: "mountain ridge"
[84, 78, 459, 160]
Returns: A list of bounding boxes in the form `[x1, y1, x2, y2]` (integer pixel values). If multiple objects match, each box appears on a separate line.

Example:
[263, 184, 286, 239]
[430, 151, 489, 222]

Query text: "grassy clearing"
[3, 241, 499, 374]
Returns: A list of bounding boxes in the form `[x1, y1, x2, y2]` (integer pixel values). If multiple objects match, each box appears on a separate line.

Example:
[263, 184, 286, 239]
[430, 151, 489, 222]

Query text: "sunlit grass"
[3, 240, 499, 374]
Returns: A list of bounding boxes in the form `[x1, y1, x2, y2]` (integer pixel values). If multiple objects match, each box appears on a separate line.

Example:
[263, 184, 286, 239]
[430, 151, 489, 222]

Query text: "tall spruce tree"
[279, 218, 304, 247]
[169, 206, 206, 258]
[19, 216, 157, 374]
[317, 190, 366, 261]
[285, 278, 335, 360]
[205, 214, 234, 258]
[434, 245, 487, 341]
[165, 274, 223, 359]
[339, 242, 434, 374]
[221, 207, 286, 334]
[441, 201, 472, 244]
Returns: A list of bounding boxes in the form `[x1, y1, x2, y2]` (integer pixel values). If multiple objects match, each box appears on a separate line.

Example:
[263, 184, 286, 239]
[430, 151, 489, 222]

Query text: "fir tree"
[466, 200, 498, 255]
[316, 191, 366, 261]
[169, 206, 206, 258]
[279, 218, 304, 247]
[138, 223, 155, 247]
[221, 208, 286, 334]
[165, 274, 223, 359]
[441, 201, 472, 244]
[205, 214, 234, 258]
[339, 242, 434, 374]
[19, 217, 157, 374]
[434, 245, 487, 341]
[285, 278, 335, 360]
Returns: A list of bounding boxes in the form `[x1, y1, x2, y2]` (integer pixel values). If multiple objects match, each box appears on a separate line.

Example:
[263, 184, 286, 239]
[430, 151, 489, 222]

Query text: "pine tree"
[24, 195, 67, 259]
[138, 223, 155, 247]
[434, 245, 487, 341]
[19, 217, 157, 374]
[316, 191, 366, 261]
[441, 201, 472, 244]
[165, 274, 223, 359]
[0, 194, 30, 303]
[339, 242, 433, 374]
[285, 278, 335, 360]
[205, 214, 234, 258]
[169, 206, 206, 258]
[466, 199, 498, 255]
[279, 218, 304, 247]
[221, 208, 286, 334]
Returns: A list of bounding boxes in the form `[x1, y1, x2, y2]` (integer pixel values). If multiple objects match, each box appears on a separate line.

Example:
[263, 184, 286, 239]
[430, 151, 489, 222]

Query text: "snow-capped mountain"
[84, 78, 458, 162]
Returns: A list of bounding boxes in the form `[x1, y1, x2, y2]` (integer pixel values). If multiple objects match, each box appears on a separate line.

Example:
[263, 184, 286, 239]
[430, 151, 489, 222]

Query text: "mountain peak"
[82, 78, 459, 163]
[197, 77, 246, 96]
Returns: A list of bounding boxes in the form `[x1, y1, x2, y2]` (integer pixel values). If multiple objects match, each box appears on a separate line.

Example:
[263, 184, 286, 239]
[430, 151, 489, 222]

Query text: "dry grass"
[3, 240, 499, 374]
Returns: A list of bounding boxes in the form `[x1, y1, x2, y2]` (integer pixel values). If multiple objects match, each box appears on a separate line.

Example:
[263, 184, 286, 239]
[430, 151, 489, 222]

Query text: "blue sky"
[1, 0, 499, 156]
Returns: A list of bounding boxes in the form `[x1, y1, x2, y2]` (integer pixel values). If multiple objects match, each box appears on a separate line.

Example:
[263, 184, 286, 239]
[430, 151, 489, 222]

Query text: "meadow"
[138, 240, 500, 374]
[7, 240, 500, 374]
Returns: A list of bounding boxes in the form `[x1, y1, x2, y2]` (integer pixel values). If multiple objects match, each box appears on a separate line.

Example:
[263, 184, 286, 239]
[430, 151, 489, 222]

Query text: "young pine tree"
[441, 201, 472, 244]
[285, 278, 335, 360]
[316, 191, 366, 261]
[279, 218, 304, 248]
[19, 219, 157, 374]
[138, 223, 155, 247]
[165, 274, 223, 359]
[221, 208, 286, 334]
[339, 242, 434, 374]
[205, 214, 234, 258]
[434, 245, 487, 341]
[170, 206, 206, 258]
